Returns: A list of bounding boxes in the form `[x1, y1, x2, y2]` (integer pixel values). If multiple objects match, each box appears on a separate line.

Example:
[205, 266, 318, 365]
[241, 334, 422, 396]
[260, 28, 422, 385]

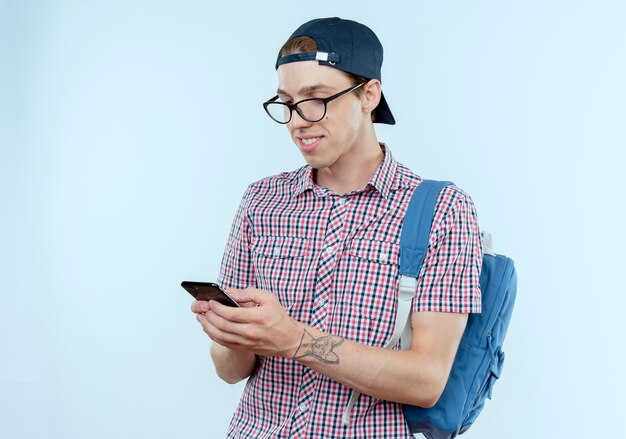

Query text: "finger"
[208, 299, 258, 324]
[203, 304, 269, 345]
[238, 300, 258, 309]
[196, 312, 251, 348]
[241, 287, 274, 305]
[190, 300, 210, 313]
[225, 289, 257, 308]
[226, 288, 256, 304]
[203, 308, 247, 334]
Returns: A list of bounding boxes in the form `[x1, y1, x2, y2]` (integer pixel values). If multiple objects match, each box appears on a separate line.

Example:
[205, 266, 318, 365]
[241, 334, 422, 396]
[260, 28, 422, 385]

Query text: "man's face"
[276, 61, 367, 171]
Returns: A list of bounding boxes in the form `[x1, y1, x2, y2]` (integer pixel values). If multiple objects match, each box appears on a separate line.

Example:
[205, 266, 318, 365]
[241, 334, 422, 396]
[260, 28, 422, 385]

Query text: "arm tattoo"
[292, 329, 345, 364]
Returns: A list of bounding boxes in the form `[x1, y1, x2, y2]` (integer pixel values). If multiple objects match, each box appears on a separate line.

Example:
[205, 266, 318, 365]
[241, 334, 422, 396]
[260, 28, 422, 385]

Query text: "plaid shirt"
[217, 145, 482, 438]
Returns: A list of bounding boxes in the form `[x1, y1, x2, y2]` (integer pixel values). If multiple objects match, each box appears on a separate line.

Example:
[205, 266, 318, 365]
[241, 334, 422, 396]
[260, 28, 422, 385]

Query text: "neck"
[315, 125, 384, 195]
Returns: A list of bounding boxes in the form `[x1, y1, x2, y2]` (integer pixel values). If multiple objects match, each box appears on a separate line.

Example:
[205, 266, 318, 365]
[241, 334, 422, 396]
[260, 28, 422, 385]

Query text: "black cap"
[275, 17, 395, 125]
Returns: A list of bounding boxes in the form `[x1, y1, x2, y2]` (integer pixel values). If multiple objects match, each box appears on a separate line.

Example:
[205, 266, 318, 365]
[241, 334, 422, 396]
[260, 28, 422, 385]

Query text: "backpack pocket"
[460, 346, 505, 432]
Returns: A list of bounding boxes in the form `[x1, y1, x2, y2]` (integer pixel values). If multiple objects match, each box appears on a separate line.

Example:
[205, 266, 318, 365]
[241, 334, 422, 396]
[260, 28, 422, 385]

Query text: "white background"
[1, 1, 624, 437]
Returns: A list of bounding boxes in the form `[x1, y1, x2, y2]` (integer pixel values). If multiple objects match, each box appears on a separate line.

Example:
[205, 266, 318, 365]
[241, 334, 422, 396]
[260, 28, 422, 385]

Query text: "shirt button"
[379, 252, 388, 261]
[325, 246, 335, 255]
[273, 247, 281, 257]
[299, 403, 309, 412]
[338, 197, 347, 206]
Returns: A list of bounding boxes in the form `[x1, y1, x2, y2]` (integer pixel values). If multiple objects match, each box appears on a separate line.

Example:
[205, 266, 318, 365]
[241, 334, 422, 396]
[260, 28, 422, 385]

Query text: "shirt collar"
[368, 143, 402, 199]
[291, 144, 405, 199]
[291, 165, 317, 197]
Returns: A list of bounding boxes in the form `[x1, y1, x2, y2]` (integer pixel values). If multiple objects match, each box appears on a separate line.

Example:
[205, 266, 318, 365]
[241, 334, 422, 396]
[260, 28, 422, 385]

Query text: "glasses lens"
[297, 100, 326, 122]
[265, 102, 290, 123]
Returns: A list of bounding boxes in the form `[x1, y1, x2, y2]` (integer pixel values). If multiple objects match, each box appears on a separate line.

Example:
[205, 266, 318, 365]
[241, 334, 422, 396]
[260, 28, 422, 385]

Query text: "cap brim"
[375, 91, 395, 125]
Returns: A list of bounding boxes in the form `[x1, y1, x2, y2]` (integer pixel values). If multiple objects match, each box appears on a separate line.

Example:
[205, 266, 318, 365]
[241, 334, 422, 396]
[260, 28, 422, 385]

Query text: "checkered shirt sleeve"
[217, 184, 255, 291]
[414, 185, 482, 313]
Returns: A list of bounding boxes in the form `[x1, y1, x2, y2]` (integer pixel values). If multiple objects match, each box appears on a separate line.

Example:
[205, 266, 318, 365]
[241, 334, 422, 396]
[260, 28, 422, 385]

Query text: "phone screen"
[181, 281, 240, 307]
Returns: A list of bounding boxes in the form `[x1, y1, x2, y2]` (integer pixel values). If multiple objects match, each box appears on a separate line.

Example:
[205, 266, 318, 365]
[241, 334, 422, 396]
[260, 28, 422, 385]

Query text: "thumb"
[236, 287, 274, 306]
[227, 287, 260, 304]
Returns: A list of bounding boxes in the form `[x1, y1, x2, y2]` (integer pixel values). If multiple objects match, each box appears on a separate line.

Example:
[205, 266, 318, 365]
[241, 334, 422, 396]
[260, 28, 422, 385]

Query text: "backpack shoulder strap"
[397, 180, 453, 349]
[400, 180, 453, 277]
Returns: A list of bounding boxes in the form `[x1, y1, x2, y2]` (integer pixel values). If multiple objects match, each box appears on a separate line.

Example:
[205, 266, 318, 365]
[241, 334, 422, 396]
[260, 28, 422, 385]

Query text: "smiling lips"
[297, 136, 323, 153]
[301, 137, 320, 145]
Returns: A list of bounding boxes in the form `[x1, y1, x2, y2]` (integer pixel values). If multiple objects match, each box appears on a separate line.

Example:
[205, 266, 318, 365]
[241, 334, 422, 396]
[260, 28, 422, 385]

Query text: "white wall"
[1, 1, 624, 437]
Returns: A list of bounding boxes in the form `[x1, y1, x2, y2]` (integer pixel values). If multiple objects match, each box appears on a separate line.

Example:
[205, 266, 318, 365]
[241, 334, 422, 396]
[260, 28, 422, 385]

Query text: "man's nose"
[288, 108, 313, 130]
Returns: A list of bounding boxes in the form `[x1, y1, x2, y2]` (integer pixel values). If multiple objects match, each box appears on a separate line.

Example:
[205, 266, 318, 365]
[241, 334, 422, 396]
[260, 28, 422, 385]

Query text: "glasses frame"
[263, 82, 366, 124]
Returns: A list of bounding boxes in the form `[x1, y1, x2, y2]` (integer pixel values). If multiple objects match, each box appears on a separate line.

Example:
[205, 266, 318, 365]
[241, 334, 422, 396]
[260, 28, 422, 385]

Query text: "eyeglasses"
[263, 82, 365, 124]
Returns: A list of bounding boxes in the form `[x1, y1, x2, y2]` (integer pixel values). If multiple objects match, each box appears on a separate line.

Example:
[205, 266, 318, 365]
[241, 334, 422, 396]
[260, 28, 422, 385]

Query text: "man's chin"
[300, 155, 327, 170]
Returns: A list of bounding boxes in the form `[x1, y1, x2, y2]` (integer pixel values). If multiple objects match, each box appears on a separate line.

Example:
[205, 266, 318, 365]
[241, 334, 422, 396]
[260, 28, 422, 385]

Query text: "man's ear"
[361, 79, 382, 115]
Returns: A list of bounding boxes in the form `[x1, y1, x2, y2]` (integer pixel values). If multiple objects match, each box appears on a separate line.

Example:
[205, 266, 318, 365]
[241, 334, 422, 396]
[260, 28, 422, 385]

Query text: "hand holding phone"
[181, 281, 240, 307]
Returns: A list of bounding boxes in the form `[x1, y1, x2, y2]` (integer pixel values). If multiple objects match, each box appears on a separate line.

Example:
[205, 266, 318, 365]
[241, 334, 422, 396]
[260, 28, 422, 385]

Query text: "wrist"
[289, 320, 308, 359]
[211, 342, 257, 384]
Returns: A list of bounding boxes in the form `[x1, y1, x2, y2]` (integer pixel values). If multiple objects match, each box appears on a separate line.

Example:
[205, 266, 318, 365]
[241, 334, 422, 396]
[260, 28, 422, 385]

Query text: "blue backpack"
[343, 180, 517, 438]
[401, 180, 517, 438]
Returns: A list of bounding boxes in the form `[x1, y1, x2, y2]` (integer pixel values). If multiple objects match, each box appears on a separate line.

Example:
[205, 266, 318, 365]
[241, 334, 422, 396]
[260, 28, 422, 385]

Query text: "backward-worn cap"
[275, 17, 395, 125]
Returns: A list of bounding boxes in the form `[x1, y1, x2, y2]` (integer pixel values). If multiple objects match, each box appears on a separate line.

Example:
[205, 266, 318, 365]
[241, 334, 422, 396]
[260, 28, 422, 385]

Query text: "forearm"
[210, 342, 257, 384]
[198, 289, 464, 404]
[292, 325, 445, 407]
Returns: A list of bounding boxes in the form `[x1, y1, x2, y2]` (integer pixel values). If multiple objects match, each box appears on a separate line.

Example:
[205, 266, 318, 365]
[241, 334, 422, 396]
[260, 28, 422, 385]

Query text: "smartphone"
[181, 281, 240, 307]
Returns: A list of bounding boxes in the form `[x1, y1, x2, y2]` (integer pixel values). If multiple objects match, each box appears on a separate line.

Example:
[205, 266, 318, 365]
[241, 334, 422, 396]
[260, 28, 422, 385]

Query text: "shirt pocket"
[249, 235, 311, 311]
[348, 238, 400, 265]
[339, 239, 400, 346]
[251, 235, 310, 259]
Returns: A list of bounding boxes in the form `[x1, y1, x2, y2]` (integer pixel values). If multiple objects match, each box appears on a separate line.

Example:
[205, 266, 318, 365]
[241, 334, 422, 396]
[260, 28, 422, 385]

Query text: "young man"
[191, 17, 482, 438]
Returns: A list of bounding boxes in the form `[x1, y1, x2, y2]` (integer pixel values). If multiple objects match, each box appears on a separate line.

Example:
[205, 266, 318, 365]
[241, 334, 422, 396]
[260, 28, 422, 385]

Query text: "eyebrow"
[276, 84, 335, 98]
